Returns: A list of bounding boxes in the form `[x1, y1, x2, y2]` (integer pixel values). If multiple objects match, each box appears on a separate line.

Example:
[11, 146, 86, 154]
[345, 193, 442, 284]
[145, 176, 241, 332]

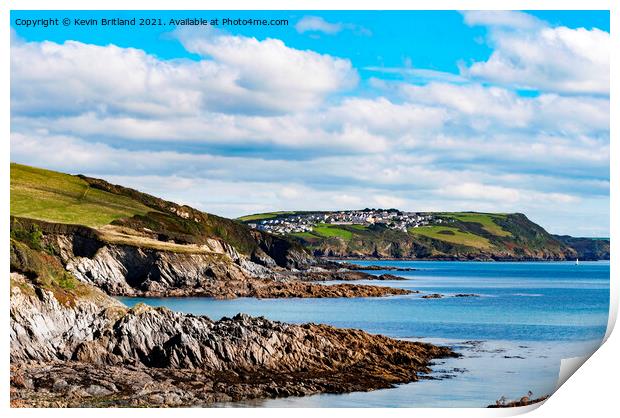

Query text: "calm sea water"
[119, 260, 610, 407]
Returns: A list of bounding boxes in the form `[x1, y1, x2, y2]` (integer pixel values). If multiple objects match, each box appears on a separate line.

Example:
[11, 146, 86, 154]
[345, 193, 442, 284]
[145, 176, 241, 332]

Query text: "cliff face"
[553, 235, 610, 260]
[58, 235, 410, 299]
[308, 235, 575, 261]
[11, 219, 411, 300]
[56, 233, 256, 297]
[10, 269, 454, 407]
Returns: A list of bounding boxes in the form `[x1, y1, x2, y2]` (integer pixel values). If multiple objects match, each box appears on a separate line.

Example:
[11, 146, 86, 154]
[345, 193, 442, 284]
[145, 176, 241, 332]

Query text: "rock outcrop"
[12, 217, 412, 299]
[57, 236, 411, 298]
[10, 164, 456, 407]
[10, 272, 455, 407]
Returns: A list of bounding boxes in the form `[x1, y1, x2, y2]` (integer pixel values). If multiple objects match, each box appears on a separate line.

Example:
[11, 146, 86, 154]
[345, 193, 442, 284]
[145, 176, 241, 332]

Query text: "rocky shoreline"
[335, 262, 417, 272]
[9, 215, 459, 407]
[12, 342, 453, 408]
[58, 237, 413, 299]
[10, 271, 455, 407]
[125, 279, 414, 299]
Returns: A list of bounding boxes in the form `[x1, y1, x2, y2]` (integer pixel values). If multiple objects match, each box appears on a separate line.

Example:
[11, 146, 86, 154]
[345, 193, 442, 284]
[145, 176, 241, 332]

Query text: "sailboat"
[575, 258, 579, 266]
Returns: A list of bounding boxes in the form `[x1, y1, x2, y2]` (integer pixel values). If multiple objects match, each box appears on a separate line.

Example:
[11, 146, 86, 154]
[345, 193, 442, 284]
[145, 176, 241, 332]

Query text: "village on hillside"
[246, 209, 442, 235]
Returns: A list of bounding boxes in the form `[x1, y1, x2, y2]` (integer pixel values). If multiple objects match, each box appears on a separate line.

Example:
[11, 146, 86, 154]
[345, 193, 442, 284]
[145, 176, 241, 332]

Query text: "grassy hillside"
[408, 225, 493, 250]
[439, 212, 511, 237]
[10, 163, 311, 267]
[240, 210, 607, 260]
[10, 163, 607, 262]
[238, 211, 301, 222]
[10, 163, 152, 227]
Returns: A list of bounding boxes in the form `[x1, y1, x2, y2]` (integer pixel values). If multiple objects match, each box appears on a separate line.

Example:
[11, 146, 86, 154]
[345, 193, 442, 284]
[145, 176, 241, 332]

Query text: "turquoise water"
[119, 260, 610, 407]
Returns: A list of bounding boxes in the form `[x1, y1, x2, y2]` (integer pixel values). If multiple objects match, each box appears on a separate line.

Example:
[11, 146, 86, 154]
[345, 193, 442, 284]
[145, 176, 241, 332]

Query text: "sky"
[10, 10, 610, 236]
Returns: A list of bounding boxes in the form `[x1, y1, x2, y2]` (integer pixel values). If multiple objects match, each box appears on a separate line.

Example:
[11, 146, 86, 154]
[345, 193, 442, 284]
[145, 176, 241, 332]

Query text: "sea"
[118, 260, 610, 407]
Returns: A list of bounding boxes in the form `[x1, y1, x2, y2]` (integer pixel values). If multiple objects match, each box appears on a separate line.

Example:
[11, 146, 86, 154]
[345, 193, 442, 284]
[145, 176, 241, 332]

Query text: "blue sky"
[12, 10, 609, 79]
[10, 10, 610, 236]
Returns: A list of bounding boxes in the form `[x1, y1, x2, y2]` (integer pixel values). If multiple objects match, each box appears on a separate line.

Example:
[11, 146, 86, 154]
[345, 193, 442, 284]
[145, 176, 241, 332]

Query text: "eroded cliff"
[11, 218, 411, 299]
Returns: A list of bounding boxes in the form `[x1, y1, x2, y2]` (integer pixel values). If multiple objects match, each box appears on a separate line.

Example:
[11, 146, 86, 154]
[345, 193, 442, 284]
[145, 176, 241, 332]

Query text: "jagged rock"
[421, 293, 444, 299]
[293, 270, 407, 282]
[41, 231, 412, 299]
[10, 274, 455, 407]
[12, 217, 416, 299]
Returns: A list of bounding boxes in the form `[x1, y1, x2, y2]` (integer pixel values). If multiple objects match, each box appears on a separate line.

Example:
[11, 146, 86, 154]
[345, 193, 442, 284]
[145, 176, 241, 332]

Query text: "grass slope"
[11, 163, 152, 227]
[440, 212, 512, 237]
[237, 211, 299, 222]
[10, 163, 310, 264]
[408, 226, 492, 250]
[313, 224, 354, 240]
[10, 162, 254, 249]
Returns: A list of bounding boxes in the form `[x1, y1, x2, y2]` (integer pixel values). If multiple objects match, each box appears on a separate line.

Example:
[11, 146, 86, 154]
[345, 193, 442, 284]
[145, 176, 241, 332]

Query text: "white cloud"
[462, 12, 609, 95]
[12, 130, 607, 199]
[295, 15, 371, 36]
[295, 16, 343, 35]
[400, 82, 609, 134]
[10, 17, 610, 235]
[462, 11, 543, 30]
[364, 66, 468, 84]
[11, 96, 450, 155]
[12, 110, 392, 154]
[402, 83, 533, 128]
[435, 182, 578, 205]
[12, 35, 357, 117]
[325, 97, 447, 136]
[178, 31, 358, 112]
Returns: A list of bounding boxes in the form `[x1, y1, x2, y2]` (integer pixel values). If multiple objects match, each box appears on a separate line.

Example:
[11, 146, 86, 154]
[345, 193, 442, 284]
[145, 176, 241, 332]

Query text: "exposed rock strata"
[12, 217, 413, 299]
[56, 237, 411, 298]
[10, 273, 455, 407]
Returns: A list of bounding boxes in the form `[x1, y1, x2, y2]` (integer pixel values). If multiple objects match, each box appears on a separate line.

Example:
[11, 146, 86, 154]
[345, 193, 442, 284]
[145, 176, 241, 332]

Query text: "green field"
[10, 163, 153, 227]
[409, 225, 493, 249]
[237, 211, 299, 222]
[290, 224, 360, 241]
[441, 212, 511, 237]
[312, 224, 353, 240]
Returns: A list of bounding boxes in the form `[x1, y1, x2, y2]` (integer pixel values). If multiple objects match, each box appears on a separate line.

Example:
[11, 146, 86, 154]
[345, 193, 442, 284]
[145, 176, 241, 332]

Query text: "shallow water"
[119, 260, 609, 407]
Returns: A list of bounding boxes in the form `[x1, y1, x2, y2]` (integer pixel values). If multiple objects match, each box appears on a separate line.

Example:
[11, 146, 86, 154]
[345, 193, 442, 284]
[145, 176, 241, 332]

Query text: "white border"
[1, 0, 615, 11]
[2, 1, 616, 417]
